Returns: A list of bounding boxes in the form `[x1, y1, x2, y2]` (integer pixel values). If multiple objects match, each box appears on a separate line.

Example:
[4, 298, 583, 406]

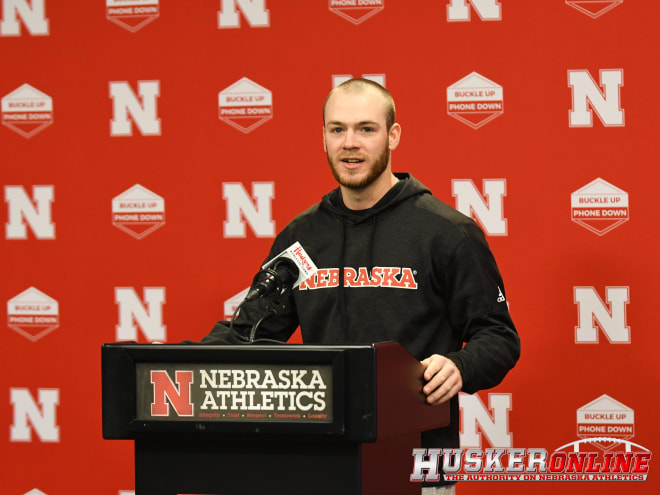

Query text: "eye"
[362, 126, 374, 133]
[330, 127, 343, 134]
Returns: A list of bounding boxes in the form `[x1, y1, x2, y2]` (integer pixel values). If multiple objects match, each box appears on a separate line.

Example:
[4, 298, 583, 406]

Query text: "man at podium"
[202, 78, 520, 494]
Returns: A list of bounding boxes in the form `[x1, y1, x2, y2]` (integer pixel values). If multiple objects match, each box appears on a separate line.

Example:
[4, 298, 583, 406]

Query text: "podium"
[102, 342, 449, 495]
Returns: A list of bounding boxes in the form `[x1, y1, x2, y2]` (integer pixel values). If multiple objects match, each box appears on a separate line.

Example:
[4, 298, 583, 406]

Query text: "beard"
[327, 145, 390, 191]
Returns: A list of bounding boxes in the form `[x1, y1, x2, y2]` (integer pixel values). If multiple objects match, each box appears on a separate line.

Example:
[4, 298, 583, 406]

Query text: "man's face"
[323, 88, 397, 191]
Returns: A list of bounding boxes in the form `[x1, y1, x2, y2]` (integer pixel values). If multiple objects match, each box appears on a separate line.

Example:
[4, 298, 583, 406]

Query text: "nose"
[342, 129, 359, 149]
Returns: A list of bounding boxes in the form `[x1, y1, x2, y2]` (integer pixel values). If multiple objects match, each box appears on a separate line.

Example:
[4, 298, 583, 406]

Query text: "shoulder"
[269, 201, 327, 250]
[408, 193, 485, 246]
[284, 202, 325, 232]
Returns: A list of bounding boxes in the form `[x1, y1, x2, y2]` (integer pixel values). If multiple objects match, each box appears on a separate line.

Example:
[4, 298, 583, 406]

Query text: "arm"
[422, 220, 520, 401]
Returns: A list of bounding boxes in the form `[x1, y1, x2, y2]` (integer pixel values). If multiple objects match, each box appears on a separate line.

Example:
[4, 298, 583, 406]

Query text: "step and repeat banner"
[1, 1, 658, 494]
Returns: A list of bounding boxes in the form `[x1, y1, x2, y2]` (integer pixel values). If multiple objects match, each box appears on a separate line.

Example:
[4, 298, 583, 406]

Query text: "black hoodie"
[204, 173, 520, 485]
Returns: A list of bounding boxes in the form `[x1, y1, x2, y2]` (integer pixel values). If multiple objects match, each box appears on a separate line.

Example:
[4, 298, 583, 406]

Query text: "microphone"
[245, 242, 318, 302]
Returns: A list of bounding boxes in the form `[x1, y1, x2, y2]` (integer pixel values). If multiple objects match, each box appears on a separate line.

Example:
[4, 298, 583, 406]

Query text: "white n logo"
[568, 69, 624, 127]
[575, 286, 630, 343]
[5, 185, 55, 239]
[447, 0, 501, 21]
[218, 0, 269, 28]
[0, 0, 49, 36]
[452, 179, 507, 236]
[10, 388, 60, 442]
[115, 287, 166, 341]
[460, 393, 512, 448]
[332, 74, 386, 88]
[223, 182, 275, 238]
[109, 81, 161, 136]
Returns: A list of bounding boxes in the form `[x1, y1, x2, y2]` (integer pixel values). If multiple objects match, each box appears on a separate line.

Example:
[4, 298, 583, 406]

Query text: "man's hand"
[420, 354, 463, 405]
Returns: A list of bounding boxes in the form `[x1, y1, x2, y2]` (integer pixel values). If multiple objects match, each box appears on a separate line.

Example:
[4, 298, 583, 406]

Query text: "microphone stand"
[229, 288, 291, 345]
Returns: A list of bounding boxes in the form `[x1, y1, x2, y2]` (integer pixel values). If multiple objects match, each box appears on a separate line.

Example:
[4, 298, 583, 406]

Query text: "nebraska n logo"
[447, 0, 502, 22]
[460, 393, 513, 448]
[332, 74, 385, 88]
[10, 388, 60, 442]
[109, 80, 161, 136]
[218, 0, 270, 28]
[0, 0, 49, 36]
[115, 287, 166, 341]
[568, 69, 624, 127]
[223, 182, 275, 238]
[574, 286, 630, 343]
[5, 185, 55, 239]
[452, 179, 507, 236]
[150, 370, 194, 416]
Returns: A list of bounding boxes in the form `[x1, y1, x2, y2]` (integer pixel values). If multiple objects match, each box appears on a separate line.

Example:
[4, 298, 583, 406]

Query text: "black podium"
[102, 342, 449, 495]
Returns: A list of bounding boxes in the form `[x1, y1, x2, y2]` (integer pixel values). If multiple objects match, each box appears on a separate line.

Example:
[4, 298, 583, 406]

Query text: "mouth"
[340, 157, 365, 168]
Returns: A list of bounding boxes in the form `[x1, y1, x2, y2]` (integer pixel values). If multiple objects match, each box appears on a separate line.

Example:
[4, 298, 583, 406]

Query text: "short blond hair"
[323, 78, 396, 130]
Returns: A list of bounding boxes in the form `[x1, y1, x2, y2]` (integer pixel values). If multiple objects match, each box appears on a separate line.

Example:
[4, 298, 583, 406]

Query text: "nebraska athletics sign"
[136, 363, 333, 423]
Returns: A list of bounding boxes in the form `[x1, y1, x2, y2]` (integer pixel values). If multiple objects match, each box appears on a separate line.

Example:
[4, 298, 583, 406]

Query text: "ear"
[388, 123, 401, 151]
[322, 124, 327, 152]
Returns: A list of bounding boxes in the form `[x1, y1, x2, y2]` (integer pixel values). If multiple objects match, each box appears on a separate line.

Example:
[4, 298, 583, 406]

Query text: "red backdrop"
[1, 1, 657, 493]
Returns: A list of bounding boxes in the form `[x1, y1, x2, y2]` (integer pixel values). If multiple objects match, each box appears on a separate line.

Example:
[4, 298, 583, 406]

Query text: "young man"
[205, 78, 520, 493]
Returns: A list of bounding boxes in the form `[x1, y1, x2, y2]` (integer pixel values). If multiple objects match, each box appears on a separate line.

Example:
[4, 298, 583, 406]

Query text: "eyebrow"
[326, 120, 380, 127]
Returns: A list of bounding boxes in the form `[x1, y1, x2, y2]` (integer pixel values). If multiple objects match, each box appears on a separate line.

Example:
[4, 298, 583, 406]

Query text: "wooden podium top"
[102, 342, 449, 443]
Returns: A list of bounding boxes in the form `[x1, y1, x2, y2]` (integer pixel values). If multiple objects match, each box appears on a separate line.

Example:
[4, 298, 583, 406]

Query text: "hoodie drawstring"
[338, 214, 379, 343]
[339, 217, 350, 341]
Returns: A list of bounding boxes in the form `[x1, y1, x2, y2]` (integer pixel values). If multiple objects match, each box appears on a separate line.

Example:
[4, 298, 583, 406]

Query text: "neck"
[341, 172, 399, 210]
